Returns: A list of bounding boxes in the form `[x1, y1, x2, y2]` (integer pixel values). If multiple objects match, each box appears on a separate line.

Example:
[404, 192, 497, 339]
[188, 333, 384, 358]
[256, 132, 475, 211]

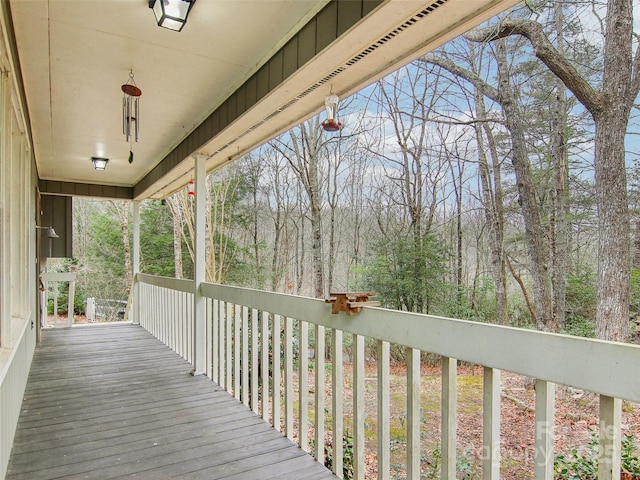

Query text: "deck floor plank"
[7, 323, 336, 480]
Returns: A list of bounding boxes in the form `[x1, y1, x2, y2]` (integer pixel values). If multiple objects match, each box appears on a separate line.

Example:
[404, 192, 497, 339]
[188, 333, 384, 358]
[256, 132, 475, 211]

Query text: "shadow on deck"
[7, 323, 336, 480]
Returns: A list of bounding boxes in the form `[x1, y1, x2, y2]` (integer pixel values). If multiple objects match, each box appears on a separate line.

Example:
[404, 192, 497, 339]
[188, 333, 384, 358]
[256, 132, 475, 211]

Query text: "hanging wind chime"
[122, 71, 141, 163]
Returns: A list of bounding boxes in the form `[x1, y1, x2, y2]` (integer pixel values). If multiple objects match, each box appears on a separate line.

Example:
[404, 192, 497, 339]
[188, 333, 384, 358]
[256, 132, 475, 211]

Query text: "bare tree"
[424, 41, 555, 330]
[273, 116, 329, 298]
[466, 0, 639, 341]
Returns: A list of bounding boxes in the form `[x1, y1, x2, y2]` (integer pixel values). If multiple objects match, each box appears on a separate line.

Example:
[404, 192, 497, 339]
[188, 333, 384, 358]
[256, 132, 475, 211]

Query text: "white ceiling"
[9, 0, 519, 200]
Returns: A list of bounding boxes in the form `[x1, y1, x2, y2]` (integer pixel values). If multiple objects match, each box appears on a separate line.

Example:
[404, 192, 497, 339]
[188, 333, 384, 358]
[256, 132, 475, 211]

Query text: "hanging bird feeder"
[321, 93, 342, 132]
[188, 180, 195, 196]
[122, 71, 141, 163]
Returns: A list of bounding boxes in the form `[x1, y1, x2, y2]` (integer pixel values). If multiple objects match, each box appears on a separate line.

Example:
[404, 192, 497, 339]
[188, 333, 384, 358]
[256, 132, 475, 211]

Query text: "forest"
[62, 0, 640, 345]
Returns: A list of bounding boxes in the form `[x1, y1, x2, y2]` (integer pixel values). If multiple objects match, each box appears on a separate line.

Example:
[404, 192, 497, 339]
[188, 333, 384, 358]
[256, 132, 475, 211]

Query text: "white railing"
[0, 318, 36, 479]
[136, 274, 640, 480]
[137, 274, 194, 365]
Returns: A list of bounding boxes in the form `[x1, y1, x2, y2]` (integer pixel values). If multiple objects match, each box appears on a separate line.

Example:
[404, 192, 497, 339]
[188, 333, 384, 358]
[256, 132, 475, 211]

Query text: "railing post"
[599, 395, 622, 480]
[192, 153, 207, 375]
[131, 201, 140, 325]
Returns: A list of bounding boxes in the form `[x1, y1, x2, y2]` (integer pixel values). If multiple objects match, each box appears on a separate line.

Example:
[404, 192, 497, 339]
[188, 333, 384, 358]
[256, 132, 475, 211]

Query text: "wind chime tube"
[122, 96, 126, 135]
[135, 97, 140, 142]
[126, 95, 132, 142]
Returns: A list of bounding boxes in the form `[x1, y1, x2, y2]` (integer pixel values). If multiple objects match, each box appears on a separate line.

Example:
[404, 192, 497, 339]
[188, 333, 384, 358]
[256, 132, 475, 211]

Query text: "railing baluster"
[378, 340, 390, 480]
[353, 334, 365, 480]
[218, 300, 225, 388]
[599, 394, 622, 480]
[299, 320, 309, 451]
[315, 324, 326, 464]
[407, 347, 420, 479]
[261, 310, 269, 422]
[177, 291, 183, 359]
[226, 302, 232, 393]
[534, 379, 555, 480]
[251, 308, 259, 414]
[241, 306, 249, 406]
[234, 304, 241, 400]
[273, 314, 281, 432]
[332, 328, 344, 478]
[284, 316, 294, 439]
[212, 299, 219, 384]
[482, 367, 501, 480]
[206, 298, 212, 378]
[441, 356, 457, 480]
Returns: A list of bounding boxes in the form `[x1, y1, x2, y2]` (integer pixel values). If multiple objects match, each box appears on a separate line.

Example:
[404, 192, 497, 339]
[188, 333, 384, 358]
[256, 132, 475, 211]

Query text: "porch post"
[192, 153, 207, 375]
[131, 201, 140, 325]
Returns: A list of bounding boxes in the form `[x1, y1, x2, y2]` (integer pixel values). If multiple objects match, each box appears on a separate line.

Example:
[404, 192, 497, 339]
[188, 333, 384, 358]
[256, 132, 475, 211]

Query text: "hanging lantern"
[149, 0, 196, 32]
[122, 71, 141, 163]
[188, 180, 195, 196]
[321, 93, 342, 132]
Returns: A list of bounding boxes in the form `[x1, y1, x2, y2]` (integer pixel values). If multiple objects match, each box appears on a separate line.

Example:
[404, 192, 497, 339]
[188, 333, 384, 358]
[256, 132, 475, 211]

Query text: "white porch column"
[192, 154, 207, 375]
[131, 201, 140, 325]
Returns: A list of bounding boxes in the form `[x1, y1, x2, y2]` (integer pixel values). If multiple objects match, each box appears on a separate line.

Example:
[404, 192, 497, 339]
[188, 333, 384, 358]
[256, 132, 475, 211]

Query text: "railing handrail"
[136, 274, 640, 403]
[201, 281, 640, 403]
[136, 272, 194, 293]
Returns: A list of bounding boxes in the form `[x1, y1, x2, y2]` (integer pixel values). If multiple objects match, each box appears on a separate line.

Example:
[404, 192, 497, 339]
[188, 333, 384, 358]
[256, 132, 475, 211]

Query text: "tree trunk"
[112, 201, 133, 292]
[593, 0, 633, 342]
[475, 87, 508, 325]
[495, 39, 554, 330]
[463, 3, 639, 340]
[551, 0, 569, 332]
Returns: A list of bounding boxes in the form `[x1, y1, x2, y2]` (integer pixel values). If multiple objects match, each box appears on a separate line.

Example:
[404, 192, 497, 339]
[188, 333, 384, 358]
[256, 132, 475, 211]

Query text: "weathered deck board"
[7, 323, 336, 480]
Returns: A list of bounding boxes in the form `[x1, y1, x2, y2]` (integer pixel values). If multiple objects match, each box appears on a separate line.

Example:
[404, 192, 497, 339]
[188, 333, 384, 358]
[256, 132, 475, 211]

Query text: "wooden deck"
[7, 323, 337, 480]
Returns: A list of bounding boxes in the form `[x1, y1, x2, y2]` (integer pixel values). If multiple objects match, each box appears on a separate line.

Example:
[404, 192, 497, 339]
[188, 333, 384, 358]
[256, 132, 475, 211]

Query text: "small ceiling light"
[92, 157, 109, 171]
[149, 0, 196, 32]
[322, 93, 342, 132]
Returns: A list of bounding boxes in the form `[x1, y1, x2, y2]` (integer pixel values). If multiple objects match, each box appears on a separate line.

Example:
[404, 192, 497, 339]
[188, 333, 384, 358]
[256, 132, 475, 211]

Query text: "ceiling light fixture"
[149, 0, 196, 32]
[92, 157, 109, 171]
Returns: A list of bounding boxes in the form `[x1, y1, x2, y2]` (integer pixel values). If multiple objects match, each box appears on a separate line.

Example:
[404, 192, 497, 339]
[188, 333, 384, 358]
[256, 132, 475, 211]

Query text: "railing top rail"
[136, 273, 194, 294]
[199, 281, 640, 403]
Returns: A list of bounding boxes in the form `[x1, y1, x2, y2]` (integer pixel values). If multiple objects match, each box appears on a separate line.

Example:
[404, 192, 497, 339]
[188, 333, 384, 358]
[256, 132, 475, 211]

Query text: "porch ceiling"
[9, 0, 518, 201]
